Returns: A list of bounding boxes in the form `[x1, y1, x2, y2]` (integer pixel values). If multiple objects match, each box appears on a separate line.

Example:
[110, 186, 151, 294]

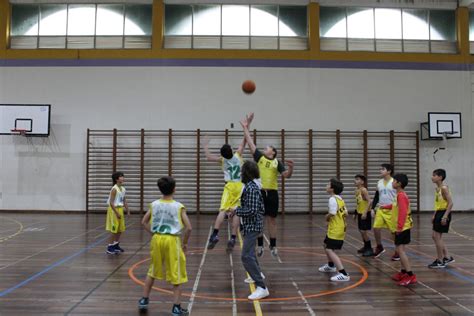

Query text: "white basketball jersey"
[222, 153, 243, 182]
[377, 178, 396, 206]
[150, 199, 185, 235]
[107, 184, 126, 207]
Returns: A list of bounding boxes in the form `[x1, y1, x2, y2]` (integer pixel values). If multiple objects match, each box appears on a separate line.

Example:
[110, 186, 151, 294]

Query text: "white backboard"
[0, 104, 51, 136]
[428, 112, 461, 139]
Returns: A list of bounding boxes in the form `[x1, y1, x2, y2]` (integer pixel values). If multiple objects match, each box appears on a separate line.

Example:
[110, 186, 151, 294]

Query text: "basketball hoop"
[11, 128, 27, 136]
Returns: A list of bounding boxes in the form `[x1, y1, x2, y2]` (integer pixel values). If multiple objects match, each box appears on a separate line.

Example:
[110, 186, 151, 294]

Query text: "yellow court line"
[237, 231, 263, 316]
[0, 217, 24, 243]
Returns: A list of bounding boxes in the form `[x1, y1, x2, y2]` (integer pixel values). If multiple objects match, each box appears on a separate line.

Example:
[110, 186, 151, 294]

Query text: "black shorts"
[324, 236, 344, 250]
[261, 190, 279, 218]
[433, 210, 451, 233]
[357, 212, 372, 231]
[394, 229, 411, 245]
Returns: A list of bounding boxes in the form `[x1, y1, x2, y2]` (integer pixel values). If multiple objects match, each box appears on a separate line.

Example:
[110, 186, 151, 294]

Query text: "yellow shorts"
[373, 208, 394, 230]
[106, 206, 125, 233]
[148, 234, 188, 285]
[220, 181, 243, 211]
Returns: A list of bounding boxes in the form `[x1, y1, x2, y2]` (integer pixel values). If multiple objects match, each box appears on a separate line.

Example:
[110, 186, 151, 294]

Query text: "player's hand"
[371, 209, 375, 217]
[182, 244, 188, 254]
[431, 215, 435, 224]
[441, 217, 448, 225]
[127, 209, 131, 216]
[240, 118, 248, 129]
[115, 212, 121, 219]
[247, 112, 254, 125]
[285, 159, 294, 167]
[361, 212, 367, 220]
[353, 213, 357, 221]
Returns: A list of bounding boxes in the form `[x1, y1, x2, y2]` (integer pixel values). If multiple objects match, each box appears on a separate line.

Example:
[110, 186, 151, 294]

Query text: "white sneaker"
[270, 246, 278, 257]
[256, 246, 264, 257]
[330, 273, 350, 282]
[244, 272, 265, 284]
[318, 264, 337, 273]
[248, 286, 269, 300]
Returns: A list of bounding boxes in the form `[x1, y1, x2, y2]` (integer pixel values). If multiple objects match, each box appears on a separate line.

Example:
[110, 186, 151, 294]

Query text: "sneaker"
[226, 239, 236, 254]
[256, 246, 264, 257]
[270, 246, 278, 257]
[428, 259, 446, 269]
[138, 297, 149, 311]
[398, 274, 417, 286]
[391, 253, 400, 261]
[207, 235, 219, 250]
[391, 271, 407, 282]
[330, 273, 350, 282]
[114, 242, 124, 253]
[374, 246, 386, 258]
[357, 246, 365, 254]
[443, 256, 455, 265]
[106, 245, 119, 254]
[172, 305, 189, 316]
[362, 248, 375, 257]
[318, 264, 337, 273]
[244, 272, 265, 284]
[248, 286, 269, 300]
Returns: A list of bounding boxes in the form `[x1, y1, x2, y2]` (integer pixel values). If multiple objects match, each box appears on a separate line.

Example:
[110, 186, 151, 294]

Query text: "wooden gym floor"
[0, 212, 473, 316]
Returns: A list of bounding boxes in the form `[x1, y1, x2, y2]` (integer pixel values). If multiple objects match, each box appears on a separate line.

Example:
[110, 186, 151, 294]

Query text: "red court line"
[128, 248, 368, 302]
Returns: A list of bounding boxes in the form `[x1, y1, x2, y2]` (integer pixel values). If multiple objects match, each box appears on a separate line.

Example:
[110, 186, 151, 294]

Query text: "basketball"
[242, 80, 256, 94]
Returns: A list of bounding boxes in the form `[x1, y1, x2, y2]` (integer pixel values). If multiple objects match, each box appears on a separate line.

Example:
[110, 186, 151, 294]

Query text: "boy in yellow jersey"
[318, 178, 350, 282]
[428, 168, 454, 268]
[105, 171, 130, 254]
[354, 174, 374, 257]
[138, 176, 192, 315]
[240, 113, 294, 257]
[203, 113, 253, 252]
[381, 173, 417, 286]
[372, 163, 398, 260]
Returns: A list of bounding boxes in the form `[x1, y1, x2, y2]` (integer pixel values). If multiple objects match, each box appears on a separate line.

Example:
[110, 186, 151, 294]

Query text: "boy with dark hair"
[231, 160, 269, 300]
[203, 113, 253, 252]
[240, 113, 294, 258]
[428, 168, 454, 268]
[138, 176, 192, 315]
[381, 173, 417, 286]
[319, 178, 350, 282]
[105, 171, 129, 254]
[372, 163, 398, 260]
[354, 174, 374, 257]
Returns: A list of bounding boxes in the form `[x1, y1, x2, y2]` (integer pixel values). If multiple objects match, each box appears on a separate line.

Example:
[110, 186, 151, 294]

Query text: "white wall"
[0, 66, 472, 211]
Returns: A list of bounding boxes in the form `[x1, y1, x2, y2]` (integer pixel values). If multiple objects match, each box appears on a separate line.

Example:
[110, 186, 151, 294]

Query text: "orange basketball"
[242, 80, 256, 94]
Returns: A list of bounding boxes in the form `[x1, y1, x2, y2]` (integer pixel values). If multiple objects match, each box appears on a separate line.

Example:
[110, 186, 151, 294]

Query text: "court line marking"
[263, 234, 316, 316]
[0, 223, 105, 271]
[448, 216, 474, 241]
[340, 220, 474, 314]
[237, 231, 263, 316]
[0, 217, 24, 243]
[188, 225, 212, 315]
[227, 222, 237, 316]
[0, 220, 41, 235]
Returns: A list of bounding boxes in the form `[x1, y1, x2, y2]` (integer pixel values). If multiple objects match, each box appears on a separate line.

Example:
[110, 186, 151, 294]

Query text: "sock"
[231, 235, 236, 240]
[339, 269, 348, 276]
[328, 261, 335, 267]
[257, 237, 264, 247]
[211, 229, 219, 238]
[407, 271, 413, 276]
[401, 269, 407, 273]
[270, 238, 276, 248]
[364, 240, 371, 249]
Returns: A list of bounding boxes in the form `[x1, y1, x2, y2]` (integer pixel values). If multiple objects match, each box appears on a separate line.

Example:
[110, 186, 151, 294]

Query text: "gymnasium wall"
[0, 65, 472, 211]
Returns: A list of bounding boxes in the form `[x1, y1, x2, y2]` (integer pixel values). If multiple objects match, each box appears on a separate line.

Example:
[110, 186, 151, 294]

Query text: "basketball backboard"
[0, 104, 51, 136]
[420, 112, 461, 140]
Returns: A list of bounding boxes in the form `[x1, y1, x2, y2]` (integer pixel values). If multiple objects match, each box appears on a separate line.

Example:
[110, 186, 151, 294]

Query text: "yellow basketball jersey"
[391, 192, 413, 233]
[258, 156, 280, 190]
[327, 196, 348, 241]
[434, 186, 450, 211]
[355, 188, 369, 214]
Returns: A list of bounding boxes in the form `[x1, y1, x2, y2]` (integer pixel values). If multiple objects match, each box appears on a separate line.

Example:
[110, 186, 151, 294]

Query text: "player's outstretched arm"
[282, 159, 294, 179]
[237, 113, 254, 156]
[202, 135, 221, 162]
[240, 114, 257, 155]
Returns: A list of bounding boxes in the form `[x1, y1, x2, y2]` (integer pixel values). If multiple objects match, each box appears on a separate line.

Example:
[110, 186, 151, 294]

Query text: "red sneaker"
[398, 274, 417, 286]
[391, 271, 406, 281]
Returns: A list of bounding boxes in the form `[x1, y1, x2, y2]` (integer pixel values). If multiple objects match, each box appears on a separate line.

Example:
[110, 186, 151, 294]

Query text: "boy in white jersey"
[138, 176, 192, 315]
[372, 163, 398, 259]
[204, 113, 253, 252]
[318, 178, 350, 282]
[105, 172, 129, 254]
[428, 168, 454, 269]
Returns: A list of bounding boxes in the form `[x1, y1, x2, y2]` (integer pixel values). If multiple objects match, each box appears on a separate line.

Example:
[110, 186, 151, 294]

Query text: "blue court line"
[0, 235, 109, 297]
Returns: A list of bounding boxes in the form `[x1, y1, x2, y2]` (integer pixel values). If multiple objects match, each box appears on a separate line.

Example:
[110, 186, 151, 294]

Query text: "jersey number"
[227, 165, 240, 181]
